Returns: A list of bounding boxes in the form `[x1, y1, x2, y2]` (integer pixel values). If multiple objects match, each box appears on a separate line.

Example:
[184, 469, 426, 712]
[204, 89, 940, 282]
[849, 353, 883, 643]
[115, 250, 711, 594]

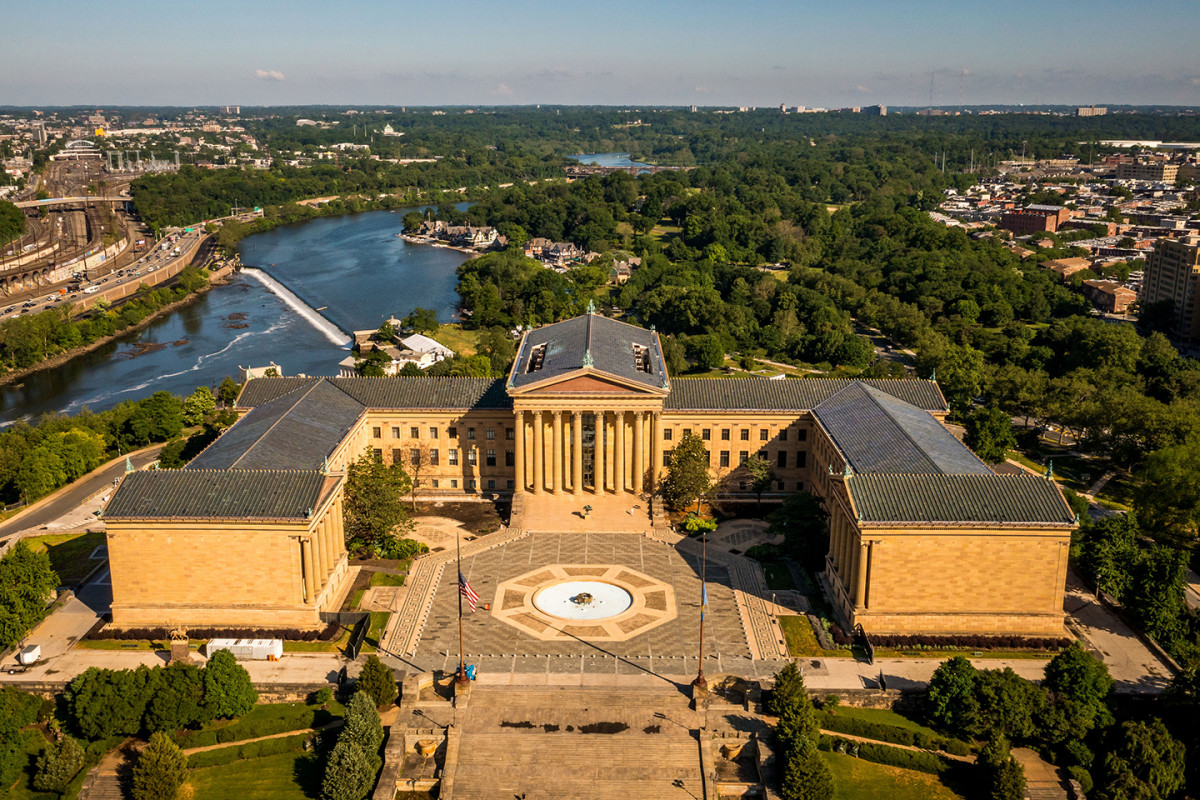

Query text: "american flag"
[459, 571, 480, 611]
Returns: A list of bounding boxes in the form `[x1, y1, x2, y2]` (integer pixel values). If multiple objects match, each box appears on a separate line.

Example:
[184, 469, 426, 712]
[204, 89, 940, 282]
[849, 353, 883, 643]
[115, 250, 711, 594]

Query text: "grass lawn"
[26, 531, 106, 585]
[368, 571, 406, 587]
[188, 751, 322, 800]
[179, 701, 345, 749]
[431, 324, 479, 356]
[1006, 449, 1042, 474]
[365, 611, 391, 650]
[821, 751, 966, 800]
[76, 639, 200, 651]
[7, 729, 55, 800]
[779, 615, 852, 659]
[823, 707, 945, 740]
[762, 562, 796, 590]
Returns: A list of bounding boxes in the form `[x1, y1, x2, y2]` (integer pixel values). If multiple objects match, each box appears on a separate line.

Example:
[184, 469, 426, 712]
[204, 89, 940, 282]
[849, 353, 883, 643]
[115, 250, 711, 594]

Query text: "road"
[0, 444, 165, 544]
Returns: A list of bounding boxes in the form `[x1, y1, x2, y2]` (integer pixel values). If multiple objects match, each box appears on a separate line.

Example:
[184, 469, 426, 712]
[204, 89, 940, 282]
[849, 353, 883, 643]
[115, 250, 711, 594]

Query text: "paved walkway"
[818, 728, 973, 763]
[519, 491, 655, 533]
[1013, 747, 1069, 800]
[181, 720, 342, 754]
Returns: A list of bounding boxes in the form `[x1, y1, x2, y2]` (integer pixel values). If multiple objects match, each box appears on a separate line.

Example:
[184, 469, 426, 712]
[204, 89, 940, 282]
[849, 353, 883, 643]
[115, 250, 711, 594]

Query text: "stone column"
[594, 411, 606, 493]
[514, 411, 525, 493]
[572, 411, 583, 496]
[632, 411, 645, 493]
[854, 541, 870, 609]
[551, 411, 563, 495]
[302, 538, 317, 604]
[615, 411, 626, 493]
[532, 411, 544, 494]
[323, 517, 336, 576]
[651, 412, 663, 489]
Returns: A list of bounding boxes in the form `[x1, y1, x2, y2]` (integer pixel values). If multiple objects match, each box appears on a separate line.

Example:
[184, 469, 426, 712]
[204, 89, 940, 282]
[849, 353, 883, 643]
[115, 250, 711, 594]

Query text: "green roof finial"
[124, 457, 134, 474]
[929, 368, 937, 382]
[587, 299, 596, 314]
[321, 457, 329, 476]
[843, 463, 854, 478]
[582, 349, 594, 368]
[1045, 459, 1054, 480]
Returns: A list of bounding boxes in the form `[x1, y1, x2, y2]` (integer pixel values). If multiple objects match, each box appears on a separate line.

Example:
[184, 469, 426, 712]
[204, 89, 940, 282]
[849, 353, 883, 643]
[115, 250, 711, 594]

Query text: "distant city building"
[1076, 105, 1107, 117]
[219, 106, 241, 115]
[863, 105, 887, 116]
[1041, 257, 1093, 282]
[1143, 235, 1200, 338]
[1082, 279, 1137, 314]
[1115, 162, 1180, 182]
[998, 204, 1071, 235]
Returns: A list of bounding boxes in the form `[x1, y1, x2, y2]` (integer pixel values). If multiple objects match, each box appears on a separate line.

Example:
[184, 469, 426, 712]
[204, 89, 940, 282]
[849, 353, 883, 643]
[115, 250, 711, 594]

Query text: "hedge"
[175, 704, 337, 749]
[819, 735, 950, 776]
[88, 623, 342, 642]
[867, 633, 1070, 651]
[817, 711, 972, 756]
[187, 733, 311, 769]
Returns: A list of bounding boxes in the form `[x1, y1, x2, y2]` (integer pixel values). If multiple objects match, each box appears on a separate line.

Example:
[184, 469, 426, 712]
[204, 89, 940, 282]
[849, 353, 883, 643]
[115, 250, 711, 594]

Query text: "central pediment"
[506, 312, 670, 399]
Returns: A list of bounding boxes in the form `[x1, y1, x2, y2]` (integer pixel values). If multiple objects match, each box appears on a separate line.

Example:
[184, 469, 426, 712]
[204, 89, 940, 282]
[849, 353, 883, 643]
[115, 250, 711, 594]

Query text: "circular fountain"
[532, 580, 634, 621]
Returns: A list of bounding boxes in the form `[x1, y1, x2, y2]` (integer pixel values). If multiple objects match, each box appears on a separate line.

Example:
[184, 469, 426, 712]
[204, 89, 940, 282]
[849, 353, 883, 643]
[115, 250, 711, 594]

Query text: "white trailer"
[205, 638, 283, 660]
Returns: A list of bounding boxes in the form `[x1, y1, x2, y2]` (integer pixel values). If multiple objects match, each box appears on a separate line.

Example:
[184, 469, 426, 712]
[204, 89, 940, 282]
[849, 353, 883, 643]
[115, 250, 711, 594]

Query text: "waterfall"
[241, 268, 349, 348]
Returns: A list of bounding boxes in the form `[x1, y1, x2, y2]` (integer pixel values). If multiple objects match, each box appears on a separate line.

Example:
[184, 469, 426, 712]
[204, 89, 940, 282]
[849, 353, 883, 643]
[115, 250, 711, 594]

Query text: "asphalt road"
[0, 444, 165, 543]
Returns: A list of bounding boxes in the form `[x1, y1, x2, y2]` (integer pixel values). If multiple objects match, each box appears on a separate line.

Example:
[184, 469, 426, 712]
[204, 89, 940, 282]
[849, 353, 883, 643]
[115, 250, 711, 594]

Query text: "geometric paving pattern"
[492, 564, 676, 641]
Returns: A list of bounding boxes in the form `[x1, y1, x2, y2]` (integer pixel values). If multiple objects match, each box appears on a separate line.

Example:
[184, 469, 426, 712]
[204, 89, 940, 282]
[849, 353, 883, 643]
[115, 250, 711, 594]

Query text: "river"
[0, 208, 470, 423]
[569, 152, 651, 168]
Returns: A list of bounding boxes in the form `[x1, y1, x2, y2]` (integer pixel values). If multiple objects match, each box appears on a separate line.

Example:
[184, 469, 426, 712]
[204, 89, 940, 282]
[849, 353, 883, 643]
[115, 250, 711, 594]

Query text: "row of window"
[373, 448, 515, 468]
[371, 425, 513, 441]
[689, 450, 808, 469]
[663, 427, 809, 443]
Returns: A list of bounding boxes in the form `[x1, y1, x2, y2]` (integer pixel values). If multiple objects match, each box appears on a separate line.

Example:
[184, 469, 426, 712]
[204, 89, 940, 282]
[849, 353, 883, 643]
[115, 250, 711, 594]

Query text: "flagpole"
[694, 526, 707, 690]
[456, 526, 468, 685]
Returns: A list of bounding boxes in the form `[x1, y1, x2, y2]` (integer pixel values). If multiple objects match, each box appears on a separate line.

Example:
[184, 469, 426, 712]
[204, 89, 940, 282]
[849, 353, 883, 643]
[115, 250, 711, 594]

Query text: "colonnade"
[828, 512, 873, 609]
[301, 501, 346, 605]
[513, 409, 663, 495]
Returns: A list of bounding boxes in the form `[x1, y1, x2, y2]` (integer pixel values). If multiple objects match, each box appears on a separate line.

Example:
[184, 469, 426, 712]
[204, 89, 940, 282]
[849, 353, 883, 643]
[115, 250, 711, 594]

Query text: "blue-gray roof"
[664, 378, 947, 412]
[236, 376, 511, 410]
[509, 313, 667, 391]
[848, 474, 1074, 524]
[814, 383, 990, 475]
[189, 381, 364, 471]
[106, 470, 332, 520]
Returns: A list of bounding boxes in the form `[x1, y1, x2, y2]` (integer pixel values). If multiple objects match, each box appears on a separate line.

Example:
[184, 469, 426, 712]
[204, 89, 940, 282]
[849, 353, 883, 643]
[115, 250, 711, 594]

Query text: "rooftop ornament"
[582, 349, 594, 368]
[587, 299, 596, 314]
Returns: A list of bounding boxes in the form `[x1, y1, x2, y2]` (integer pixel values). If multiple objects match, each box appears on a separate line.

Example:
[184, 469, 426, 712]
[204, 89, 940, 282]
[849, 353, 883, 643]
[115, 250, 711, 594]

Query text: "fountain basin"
[532, 580, 634, 621]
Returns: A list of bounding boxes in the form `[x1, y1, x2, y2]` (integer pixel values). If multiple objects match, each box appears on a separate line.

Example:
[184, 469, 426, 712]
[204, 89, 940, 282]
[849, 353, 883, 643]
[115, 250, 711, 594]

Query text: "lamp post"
[693, 524, 707, 691]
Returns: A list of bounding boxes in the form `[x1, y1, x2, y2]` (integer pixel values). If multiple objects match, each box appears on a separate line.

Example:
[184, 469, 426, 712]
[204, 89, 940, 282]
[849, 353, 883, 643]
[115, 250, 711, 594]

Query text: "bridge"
[12, 196, 129, 209]
[563, 164, 691, 178]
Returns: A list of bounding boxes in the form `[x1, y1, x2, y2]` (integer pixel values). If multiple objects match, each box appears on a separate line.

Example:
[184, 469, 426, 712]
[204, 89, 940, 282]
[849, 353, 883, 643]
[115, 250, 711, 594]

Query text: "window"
[777, 480, 785, 490]
[797, 452, 807, 468]
[467, 479, 476, 491]
[683, 428, 692, 439]
[526, 343, 548, 373]
[448, 448, 459, 466]
[740, 429, 750, 441]
[410, 449, 421, 466]
[410, 426, 419, 439]
[448, 426, 458, 438]
[721, 429, 731, 441]
[664, 429, 673, 441]
[720, 451, 730, 468]
[391, 426, 400, 438]
[701, 429, 711, 441]
[798, 429, 808, 441]
[391, 448, 402, 463]
[468, 449, 477, 465]
[777, 451, 787, 468]
[429, 427, 439, 439]
[506, 427, 514, 441]
[450, 479, 458, 488]
[507, 480, 515, 489]
[487, 479, 496, 490]
[486, 448, 496, 467]
[430, 450, 440, 466]
[738, 480, 747, 491]
[760, 429, 769, 441]
[431, 479, 439, 488]
[664, 450, 672, 465]
[486, 427, 495, 440]
[505, 449, 515, 467]
[758, 450, 767, 461]
[373, 448, 383, 459]
[372, 427, 382, 438]
[467, 427, 476, 440]
[739, 451, 749, 464]
[779, 429, 788, 442]
[796, 481, 804, 491]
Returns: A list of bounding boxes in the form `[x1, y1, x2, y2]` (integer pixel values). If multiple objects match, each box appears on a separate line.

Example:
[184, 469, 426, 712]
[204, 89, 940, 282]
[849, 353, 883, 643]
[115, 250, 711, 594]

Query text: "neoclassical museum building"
[105, 311, 1075, 638]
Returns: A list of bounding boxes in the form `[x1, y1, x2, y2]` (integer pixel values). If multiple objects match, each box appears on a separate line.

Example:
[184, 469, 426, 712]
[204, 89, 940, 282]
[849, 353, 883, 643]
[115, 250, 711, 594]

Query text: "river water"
[568, 152, 651, 168]
[0, 208, 469, 423]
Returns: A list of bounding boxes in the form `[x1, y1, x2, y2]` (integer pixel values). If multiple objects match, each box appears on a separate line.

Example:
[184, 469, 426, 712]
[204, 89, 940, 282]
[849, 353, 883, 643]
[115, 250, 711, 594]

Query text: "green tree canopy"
[661, 431, 712, 512]
[202, 649, 259, 719]
[402, 307, 439, 335]
[1096, 719, 1185, 800]
[131, 732, 187, 800]
[356, 655, 397, 710]
[343, 447, 413, 554]
[964, 406, 1017, 464]
[0, 541, 58, 648]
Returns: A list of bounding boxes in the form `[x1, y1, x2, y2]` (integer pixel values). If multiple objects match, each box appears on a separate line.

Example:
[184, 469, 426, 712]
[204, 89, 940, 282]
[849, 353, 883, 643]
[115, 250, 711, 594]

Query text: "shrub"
[820, 736, 949, 776]
[944, 739, 972, 757]
[311, 687, 334, 706]
[868, 633, 1070, 651]
[87, 623, 342, 642]
[203, 650, 258, 720]
[0, 687, 42, 728]
[131, 732, 187, 800]
[1068, 765, 1093, 794]
[321, 737, 377, 800]
[187, 733, 309, 769]
[34, 735, 87, 792]
[356, 655, 397, 709]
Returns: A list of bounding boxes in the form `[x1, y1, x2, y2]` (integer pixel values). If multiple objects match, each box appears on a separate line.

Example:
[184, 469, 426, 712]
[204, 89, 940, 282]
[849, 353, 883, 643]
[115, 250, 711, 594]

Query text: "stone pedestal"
[169, 639, 192, 664]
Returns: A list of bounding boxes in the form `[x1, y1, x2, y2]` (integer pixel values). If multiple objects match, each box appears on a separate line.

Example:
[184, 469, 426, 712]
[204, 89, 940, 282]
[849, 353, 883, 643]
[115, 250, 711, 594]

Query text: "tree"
[34, 735, 87, 792]
[66, 665, 160, 740]
[743, 454, 775, 511]
[925, 656, 980, 739]
[964, 406, 1018, 464]
[182, 386, 216, 426]
[661, 431, 712, 512]
[131, 732, 187, 800]
[402, 307, 438, 335]
[342, 691, 385, 757]
[1096, 719, 1185, 800]
[217, 376, 241, 407]
[780, 748, 835, 800]
[938, 343, 985, 417]
[403, 439, 435, 511]
[202, 649, 258, 719]
[978, 736, 1026, 800]
[686, 334, 725, 371]
[321, 737, 377, 800]
[1041, 642, 1113, 740]
[377, 320, 396, 341]
[476, 326, 515, 376]
[767, 660, 809, 719]
[766, 491, 828, 569]
[356, 655, 397, 709]
[343, 447, 413, 553]
[144, 662, 208, 732]
[1135, 435, 1200, 548]
[0, 540, 58, 648]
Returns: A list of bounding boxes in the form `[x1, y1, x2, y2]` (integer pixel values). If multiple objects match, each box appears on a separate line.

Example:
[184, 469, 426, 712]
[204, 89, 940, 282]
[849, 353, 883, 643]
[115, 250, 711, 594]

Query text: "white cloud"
[493, 82, 514, 96]
[254, 69, 285, 82]
[855, 84, 870, 93]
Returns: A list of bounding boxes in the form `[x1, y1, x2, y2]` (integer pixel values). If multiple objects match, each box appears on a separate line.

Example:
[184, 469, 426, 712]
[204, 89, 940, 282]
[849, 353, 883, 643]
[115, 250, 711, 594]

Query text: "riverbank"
[397, 233, 484, 257]
[0, 262, 236, 392]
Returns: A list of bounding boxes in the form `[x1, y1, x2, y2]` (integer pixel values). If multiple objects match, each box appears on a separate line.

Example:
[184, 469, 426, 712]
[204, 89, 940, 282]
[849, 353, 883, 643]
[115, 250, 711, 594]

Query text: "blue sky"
[3, 0, 1199, 107]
